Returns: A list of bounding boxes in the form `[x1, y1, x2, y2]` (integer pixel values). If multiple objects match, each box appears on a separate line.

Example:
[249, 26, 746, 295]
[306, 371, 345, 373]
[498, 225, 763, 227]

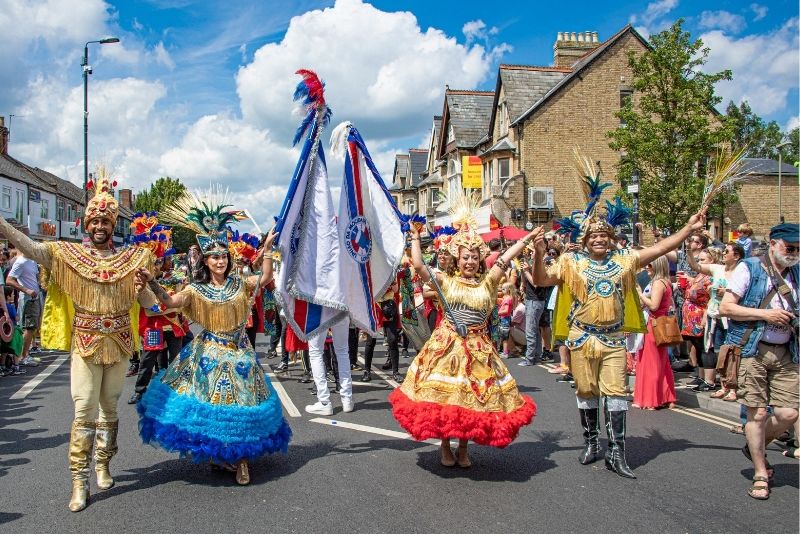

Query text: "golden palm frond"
[701, 146, 753, 209]
[444, 187, 480, 230]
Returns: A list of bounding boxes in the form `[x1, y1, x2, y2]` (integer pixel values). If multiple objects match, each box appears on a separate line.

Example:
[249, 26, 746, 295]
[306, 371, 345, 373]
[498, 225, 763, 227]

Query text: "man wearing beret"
[720, 222, 799, 500]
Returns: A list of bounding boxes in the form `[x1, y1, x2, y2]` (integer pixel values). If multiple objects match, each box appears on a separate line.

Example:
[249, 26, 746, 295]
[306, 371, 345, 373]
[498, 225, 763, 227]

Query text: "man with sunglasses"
[720, 222, 799, 500]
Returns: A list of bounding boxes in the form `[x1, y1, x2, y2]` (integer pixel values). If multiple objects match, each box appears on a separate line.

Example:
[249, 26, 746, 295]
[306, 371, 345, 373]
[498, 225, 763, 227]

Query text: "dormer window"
[498, 102, 509, 137]
[447, 124, 455, 143]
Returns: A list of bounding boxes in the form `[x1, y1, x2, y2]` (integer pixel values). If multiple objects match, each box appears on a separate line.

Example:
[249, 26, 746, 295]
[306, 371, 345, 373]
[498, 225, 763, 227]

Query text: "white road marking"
[10, 353, 70, 400]
[309, 417, 438, 445]
[262, 363, 302, 418]
[670, 406, 739, 427]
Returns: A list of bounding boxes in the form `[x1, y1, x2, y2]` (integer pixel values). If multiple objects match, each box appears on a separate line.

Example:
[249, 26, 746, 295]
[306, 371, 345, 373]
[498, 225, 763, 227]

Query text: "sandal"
[742, 444, 774, 483]
[722, 390, 737, 401]
[747, 476, 770, 500]
[710, 388, 727, 399]
[235, 461, 250, 485]
[782, 447, 800, 460]
[729, 424, 744, 435]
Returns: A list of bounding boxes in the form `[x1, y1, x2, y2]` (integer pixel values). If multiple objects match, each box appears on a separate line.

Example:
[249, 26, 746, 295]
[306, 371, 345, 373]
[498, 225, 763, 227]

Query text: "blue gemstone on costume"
[594, 279, 614, 297]
[235, 361, 251, 379]
[199, 356, 217, 374]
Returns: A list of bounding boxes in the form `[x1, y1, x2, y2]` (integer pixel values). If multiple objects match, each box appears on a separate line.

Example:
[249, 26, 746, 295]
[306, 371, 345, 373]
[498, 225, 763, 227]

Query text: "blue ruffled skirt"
[137, 330, 292, 464]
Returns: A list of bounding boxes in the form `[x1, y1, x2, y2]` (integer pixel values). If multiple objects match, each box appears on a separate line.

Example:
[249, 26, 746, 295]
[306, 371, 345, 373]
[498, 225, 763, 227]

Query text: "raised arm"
[0, 216, 52, 269]
[247, 229, 278, 289]
[407, 225, 440, 286]
[637, 208, 707, 267]
[137, 268, 189, 309]
[531, 230, 559, 287]
[488, 227, 543, 283]
[686, 248, 713, 276]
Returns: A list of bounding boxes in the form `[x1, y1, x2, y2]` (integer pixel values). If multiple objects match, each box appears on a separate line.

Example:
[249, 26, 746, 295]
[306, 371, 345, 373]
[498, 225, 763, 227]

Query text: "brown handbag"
[652, 314, 683, 347]
[715, 344, 741, 389]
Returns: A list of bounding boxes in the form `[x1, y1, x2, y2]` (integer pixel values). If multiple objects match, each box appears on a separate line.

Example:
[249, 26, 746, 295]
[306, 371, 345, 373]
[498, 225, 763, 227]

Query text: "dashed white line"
[10, 353, 70, 400]
[309, 417, 438, 445]
[262, 363, 302, 418]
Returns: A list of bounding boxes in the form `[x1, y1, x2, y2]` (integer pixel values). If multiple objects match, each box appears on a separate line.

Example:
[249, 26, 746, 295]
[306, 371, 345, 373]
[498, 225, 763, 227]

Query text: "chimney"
[0, 117, 8, 155]
[118, 188, 133, 210]
[553, 30, 602, 68]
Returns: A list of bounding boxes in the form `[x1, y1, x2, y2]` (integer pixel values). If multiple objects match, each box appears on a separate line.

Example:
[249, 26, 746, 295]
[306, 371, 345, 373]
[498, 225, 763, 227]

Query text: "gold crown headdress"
[84, 166, 119, 225]
[444, 190, 489, 259]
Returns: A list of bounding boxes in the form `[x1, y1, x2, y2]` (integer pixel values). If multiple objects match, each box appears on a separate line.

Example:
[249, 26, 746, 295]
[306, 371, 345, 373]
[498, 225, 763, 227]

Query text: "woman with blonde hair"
[634, 255, 676, 409]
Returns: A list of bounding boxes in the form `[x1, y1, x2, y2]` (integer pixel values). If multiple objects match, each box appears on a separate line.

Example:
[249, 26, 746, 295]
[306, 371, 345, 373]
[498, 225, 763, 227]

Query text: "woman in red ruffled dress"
[389, 207, 537, 468]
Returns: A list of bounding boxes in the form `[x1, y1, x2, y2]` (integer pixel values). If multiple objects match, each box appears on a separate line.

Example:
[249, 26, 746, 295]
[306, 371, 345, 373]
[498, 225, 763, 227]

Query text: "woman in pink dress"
[634, 256, 676, 410]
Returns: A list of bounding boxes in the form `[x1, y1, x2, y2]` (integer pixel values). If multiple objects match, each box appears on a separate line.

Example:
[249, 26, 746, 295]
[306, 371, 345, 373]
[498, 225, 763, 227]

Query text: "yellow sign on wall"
[461, 156, 483, 189]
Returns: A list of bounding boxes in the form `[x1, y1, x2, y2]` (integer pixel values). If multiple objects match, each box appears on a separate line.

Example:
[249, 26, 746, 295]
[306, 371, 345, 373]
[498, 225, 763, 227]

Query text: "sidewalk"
[671, 372, 741, 421]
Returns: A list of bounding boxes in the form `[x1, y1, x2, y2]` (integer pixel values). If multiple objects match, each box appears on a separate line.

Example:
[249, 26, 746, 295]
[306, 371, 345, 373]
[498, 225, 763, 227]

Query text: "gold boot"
[68, 420, 96, 512]
[94, 421, 119, 490]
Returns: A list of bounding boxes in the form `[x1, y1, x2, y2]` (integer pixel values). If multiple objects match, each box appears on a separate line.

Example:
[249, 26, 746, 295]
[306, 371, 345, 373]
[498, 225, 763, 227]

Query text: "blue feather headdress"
[555, 149, 632, 244]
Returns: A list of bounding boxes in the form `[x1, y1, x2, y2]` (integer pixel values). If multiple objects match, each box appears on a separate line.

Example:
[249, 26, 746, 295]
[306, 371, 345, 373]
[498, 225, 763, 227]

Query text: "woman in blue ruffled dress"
[135, 192, 290, 485]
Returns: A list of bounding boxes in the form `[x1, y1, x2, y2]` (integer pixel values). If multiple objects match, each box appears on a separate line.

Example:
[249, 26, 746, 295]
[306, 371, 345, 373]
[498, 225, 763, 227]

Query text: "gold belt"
[73, 311, 131, 334]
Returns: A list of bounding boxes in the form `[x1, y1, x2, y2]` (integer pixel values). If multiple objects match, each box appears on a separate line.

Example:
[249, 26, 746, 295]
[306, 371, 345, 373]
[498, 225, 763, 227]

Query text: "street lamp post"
[776, 141, 791, 223]
[82, 37, 119, 232]
[629, 170, 640, 246]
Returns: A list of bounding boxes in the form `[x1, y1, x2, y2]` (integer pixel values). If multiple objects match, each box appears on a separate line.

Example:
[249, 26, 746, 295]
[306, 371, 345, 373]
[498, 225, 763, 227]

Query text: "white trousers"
[308, 319, 352, 405]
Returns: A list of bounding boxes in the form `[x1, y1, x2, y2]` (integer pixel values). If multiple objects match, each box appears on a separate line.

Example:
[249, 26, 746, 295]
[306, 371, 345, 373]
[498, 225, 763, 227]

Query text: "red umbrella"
[480, 227, 528, 242]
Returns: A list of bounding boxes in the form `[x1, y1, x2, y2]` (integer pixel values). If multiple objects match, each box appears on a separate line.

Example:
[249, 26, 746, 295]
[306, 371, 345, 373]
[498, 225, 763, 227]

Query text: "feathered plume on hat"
[443, 189, 489, 259]
[228, 230, 261, 263]
[159, 186, 246, 255]
[432, 226, 457, 251]
[555, 148, 631, 244]
[84, 166, 119, 225]
[130, 211, 175, 259]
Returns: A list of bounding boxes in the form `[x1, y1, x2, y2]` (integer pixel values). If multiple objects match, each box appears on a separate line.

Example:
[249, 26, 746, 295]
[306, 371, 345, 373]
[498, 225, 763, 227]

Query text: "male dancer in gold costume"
[531, 159, 706, 479]
[0, 171, 154, 511]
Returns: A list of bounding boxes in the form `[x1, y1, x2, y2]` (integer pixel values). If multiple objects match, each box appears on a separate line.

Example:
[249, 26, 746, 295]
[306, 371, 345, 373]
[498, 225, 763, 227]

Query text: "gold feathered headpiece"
[84, 166, 119, 225]
[444, 189, 489, 259]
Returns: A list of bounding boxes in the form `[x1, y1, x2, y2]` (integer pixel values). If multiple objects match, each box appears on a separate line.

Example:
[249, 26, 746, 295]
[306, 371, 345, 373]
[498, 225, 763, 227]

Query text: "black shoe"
[299, 372, 312, 384]
[350, 363, 363, 371]
[557, 373, 574, 383]
[391, 372, 403, 383]
[9, 366, 26, 376]
[274, 362, 289, 372]
[692, 381, 716, 392]
[604, 408, 636, 479]
[578, 408, 602, 465]
[125, 363, 139, 377]
[128, 392, 142, 404]
[686, 376, 704, 387]
[362, 370, 372, 382]
[267, 350, 278, 359]
[380, 361, 392, 370]
[401, 349, 410, 359]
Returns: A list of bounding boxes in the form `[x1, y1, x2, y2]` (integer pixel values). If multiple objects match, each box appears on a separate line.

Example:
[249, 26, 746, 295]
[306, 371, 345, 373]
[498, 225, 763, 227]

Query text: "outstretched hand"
[687, 207, 708, 232]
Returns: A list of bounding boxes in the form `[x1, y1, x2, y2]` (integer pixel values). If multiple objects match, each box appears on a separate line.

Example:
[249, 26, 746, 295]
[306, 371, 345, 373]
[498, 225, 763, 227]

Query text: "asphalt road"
[1, 338, 797, 534]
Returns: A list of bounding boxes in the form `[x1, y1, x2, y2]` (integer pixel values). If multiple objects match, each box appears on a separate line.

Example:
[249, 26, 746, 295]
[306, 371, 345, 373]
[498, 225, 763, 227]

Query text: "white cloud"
[236, 0, 506, 143]
[698, 10, 747, 34]
[630, 0, 679, 36]
[153, 42, 175, 70]
[702, 17, 799, 116]
[786, 116, 800, 132]
[750, 3, 768, 22]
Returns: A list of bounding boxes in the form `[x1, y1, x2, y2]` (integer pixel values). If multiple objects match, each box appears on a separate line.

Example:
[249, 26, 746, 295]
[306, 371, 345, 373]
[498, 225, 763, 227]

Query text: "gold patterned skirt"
[389, 321, 536, 447]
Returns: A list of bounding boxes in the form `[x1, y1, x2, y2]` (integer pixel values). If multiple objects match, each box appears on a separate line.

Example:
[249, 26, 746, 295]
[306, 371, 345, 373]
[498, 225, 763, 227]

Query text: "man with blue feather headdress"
[531, 152, 707, 479]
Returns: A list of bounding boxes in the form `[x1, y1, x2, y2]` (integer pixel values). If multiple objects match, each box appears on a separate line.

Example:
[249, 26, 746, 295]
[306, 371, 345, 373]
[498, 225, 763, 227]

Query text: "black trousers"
[348, 327, 359, 366]
[134, 331, 183, 393]
[364, 323, 399, 373]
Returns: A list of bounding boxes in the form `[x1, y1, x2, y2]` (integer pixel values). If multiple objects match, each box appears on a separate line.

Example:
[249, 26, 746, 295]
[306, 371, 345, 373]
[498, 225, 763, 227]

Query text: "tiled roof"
[497, 65, 571, 124]
[481, 137, 516, 156]
[409, 149, 428, 187]
[0, 154, 56, 192]
[512, 25, 650, 126]
[28, 167, 85, 204]
[741, 158, 799, 176]
[446, 90, 494, 149]
[418, 172, 444, 187]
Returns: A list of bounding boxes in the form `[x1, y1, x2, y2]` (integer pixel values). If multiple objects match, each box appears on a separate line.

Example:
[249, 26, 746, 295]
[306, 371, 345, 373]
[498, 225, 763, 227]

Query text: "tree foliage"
[725, 101, 784, 159]
[134, 177, 196, 252]
[784, 127, 799, 167]
[608, 20, 732, 232]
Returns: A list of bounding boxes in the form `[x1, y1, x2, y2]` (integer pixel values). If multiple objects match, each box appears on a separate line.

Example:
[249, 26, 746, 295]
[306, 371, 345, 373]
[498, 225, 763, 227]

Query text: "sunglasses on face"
[785, 244, 799, 254]
[547, 251, 558, 256]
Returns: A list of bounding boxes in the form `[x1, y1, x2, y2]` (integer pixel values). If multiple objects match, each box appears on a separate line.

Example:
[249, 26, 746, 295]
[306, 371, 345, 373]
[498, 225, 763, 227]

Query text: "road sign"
[627, 184, 639, 194]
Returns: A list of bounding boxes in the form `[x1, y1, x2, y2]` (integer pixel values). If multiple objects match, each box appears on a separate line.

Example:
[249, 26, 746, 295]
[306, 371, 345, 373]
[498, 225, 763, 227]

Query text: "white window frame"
[1, 186, 10, 210]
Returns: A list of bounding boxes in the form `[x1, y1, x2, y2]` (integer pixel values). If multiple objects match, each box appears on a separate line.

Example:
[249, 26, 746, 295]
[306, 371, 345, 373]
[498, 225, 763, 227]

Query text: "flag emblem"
[344, 216, 372, 264]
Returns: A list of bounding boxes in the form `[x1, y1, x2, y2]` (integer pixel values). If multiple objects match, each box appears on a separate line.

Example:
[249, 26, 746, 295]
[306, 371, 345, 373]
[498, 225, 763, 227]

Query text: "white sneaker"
[304, 401, 333, 416]
[21, 356, 40, 367]
[341, 397, 354, 413]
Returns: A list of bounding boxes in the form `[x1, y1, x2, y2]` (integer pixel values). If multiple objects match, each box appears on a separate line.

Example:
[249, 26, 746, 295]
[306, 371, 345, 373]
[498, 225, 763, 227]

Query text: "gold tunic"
[0, 217, 154, 365]
[177, 275, 256, 334]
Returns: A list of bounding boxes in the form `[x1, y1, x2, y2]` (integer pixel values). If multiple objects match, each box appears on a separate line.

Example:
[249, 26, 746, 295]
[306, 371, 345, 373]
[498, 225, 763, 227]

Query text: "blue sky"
[1, 0, 797, 225]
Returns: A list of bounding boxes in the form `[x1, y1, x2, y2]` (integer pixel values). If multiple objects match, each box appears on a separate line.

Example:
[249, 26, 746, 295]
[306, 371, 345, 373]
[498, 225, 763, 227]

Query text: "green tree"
[134, 177, 196, 252]
[725, 101, 784, 158]
[609, 20, 732, 232]
[783, 127, 799, 167]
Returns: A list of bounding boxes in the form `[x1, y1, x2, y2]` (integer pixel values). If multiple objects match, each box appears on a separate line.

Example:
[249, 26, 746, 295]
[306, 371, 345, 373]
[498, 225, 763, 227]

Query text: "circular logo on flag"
[344, 216, 372, 264]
